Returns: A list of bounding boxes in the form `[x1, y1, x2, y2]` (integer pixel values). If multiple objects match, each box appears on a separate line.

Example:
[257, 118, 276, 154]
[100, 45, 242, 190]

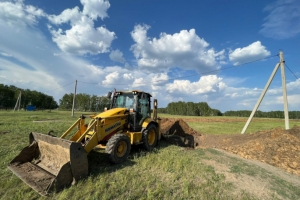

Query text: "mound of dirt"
[160, 118, 201, 148]
[197, 125, 300, 175]
[160, 118, 300, 175]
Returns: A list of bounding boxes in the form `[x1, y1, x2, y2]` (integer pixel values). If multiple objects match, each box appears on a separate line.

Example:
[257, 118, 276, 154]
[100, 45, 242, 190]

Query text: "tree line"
[0, 84, 58, 110]
[4, 83, 295, 119]
[158, 101, 222, 116]
[157, 101, 299, 119]
[59, 93, 110, 112]
[224, 110, 300, 119]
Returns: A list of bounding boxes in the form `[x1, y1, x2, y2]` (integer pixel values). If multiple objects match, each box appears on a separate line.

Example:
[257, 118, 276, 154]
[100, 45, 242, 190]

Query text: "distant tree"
[0, 83, 58, 110]
[223, 110, 300, 119]
[59, 93, 73, 110]
[165, 101, 220, 116]
[0, 85, 15, 109]
[210, 109, 222, 116]
[59, 93, 111, 111]
[157, 108, 167, 113]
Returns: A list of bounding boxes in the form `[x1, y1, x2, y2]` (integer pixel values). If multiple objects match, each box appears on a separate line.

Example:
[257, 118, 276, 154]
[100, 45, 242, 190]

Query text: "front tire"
[142, 124, 158, 151]
[105, 134, 131, 164]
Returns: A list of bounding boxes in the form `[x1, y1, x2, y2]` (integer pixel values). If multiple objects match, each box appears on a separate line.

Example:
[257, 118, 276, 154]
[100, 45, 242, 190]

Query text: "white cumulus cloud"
[102, 71, 120, 85]
[109, 49, 126, 63]
[229, 41, 271, 66]
[47, 0, 115, 55]
[130, 24, 225, 72]
[81, 0, 110, 20]
[0, 0, 46, 27]
[151, 73, 169, 85]
[166, 75, 226, 95]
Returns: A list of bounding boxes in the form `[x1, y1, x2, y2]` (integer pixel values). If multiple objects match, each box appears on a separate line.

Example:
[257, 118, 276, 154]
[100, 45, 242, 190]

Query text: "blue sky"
[0, 0, 299, 112]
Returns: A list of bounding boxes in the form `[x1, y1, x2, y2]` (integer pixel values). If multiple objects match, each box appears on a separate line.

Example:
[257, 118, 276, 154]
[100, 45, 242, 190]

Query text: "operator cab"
[110, 90, 152, 132]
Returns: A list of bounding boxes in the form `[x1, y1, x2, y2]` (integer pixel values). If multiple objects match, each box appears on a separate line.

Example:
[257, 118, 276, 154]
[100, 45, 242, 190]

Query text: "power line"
[77, 80, 130, 85]
[284, 63, 299, 80]
[43, 81, 75, 93]
[166, 54, 278, 82]
[78, 54, 278, 86]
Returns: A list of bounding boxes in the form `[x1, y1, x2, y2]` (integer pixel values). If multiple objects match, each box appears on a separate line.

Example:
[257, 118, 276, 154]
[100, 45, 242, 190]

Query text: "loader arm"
[8, 108, 128, 195]
[78, 116, 128, 153]
[8, 90, 161, 196]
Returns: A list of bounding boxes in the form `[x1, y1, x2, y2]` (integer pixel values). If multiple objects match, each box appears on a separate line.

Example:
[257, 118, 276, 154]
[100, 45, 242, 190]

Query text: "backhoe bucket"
[8, 132, 88, 196]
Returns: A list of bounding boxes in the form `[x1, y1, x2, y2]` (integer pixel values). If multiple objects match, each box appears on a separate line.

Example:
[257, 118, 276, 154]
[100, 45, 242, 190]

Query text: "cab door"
[138, 93, 151, 124]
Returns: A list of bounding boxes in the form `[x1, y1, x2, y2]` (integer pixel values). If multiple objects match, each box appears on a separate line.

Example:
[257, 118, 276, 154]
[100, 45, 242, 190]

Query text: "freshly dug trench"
[160, 118, 201, 148]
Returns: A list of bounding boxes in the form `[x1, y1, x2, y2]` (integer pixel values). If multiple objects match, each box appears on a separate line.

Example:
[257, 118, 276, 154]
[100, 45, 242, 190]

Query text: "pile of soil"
[198, 126, 300, 175]
[160, 118, 300, 176]
[160, 118, 201, 148]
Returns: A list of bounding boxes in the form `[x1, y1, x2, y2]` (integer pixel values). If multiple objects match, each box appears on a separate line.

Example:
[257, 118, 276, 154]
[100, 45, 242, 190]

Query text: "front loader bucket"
[8, 132, 88, 196]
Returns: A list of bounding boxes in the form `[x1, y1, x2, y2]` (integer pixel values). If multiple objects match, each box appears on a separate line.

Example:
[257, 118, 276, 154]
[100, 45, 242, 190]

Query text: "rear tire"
[142, 124, 158, 151]
[105, 134, 131, 164]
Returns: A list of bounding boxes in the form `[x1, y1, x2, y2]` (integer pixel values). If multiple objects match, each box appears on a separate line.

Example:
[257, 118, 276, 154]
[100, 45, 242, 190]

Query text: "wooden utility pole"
[241, 50, 289, 134]
[71, 80, 77, 117]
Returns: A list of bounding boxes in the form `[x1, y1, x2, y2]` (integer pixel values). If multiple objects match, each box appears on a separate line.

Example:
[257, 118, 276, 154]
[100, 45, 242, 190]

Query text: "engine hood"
[93, 107, 127, 118]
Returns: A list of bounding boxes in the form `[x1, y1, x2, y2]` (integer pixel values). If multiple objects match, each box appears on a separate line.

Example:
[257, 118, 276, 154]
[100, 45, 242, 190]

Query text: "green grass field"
[158, 113, 300, 134]
[0, 111, 299, 199]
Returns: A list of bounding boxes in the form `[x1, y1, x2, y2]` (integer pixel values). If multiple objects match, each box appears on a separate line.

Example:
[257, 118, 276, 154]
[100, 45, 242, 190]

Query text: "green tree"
[0, 85, 15, 109]
[59, 93, 73, 110]
[0, 84, 58, 110]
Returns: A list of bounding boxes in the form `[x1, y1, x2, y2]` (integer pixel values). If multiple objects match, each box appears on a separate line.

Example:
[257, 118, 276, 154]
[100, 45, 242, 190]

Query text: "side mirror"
[107, 92, 112, 98]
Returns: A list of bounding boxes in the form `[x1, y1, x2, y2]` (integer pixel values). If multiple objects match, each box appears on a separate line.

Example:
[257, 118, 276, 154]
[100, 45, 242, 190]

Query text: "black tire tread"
[142, 124, 158, 151]
[105, 134, 131, 164]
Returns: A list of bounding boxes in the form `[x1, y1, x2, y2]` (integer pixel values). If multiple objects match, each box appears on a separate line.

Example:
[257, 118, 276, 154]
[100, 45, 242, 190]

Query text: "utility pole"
[280, 51, 290, 129]
[13, 91, 21, 112]
[18, 91, 21, 111]
[49, 98, 53, 112]
[71, 80, 77, 117]
[241, 63, 280, 134]
[241, 50, 290, 134]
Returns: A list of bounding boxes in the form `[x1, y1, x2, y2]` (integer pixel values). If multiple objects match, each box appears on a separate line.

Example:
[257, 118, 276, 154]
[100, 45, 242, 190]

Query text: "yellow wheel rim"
[116, 141, 127, 157]
[148, 129, 156, 145]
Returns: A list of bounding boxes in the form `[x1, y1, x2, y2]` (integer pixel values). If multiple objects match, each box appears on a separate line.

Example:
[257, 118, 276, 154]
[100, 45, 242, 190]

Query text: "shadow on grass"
[87, 140, 172, 177]
[87, 150, 135, 176]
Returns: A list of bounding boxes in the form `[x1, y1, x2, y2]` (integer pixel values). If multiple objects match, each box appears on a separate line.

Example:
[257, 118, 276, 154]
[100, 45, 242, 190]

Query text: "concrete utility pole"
[71, 80, 77, 117]
[13, 91, 22, 112]
[280, 51, 290, 129]
[241, 63, 280, 134]
[18, 91, 21, 111]
[241, 51, 290, 134]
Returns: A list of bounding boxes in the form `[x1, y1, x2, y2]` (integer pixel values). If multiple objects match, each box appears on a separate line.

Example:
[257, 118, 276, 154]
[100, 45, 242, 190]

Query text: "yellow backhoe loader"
[8, 90, 161, 195]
